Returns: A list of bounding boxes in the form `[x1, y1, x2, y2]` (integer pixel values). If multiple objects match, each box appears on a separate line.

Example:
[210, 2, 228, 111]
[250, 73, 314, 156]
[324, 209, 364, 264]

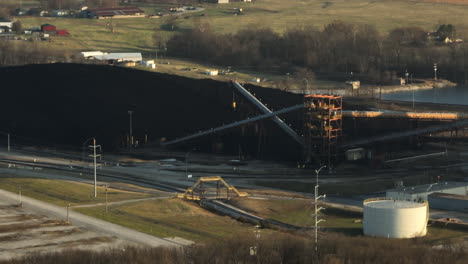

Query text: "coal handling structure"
[303, 95, 343, 167]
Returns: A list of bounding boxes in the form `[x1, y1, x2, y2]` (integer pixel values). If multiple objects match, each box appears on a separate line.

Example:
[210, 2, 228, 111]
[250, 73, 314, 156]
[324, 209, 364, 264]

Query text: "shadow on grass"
[325, 227, 363, 236]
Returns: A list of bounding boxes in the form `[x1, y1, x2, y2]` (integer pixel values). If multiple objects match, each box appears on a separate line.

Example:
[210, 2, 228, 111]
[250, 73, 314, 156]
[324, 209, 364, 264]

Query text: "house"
[81, 6, 144, 19]
[206, 0, 229, 3]
[0, 18, 13, 30]
[346, 80, 360, 89]
[14, 8, 28, 16]
[41, 24, 56, 32]
[28, 8, 49, 17]
[51, 10, 68, 17]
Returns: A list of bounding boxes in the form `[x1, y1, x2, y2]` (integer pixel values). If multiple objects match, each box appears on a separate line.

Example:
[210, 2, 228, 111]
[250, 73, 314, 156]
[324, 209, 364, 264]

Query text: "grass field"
[0, 176, 152, 206]
[228, 198, 468, 243]
[14, 0, 468, 54]
[75, 198, 279, 243]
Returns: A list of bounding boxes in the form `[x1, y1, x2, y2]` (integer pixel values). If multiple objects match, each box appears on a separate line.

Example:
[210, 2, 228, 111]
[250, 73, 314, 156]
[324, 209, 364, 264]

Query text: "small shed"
[206, 70, 219, 76]
[41, 24, 56, 32]
[345, 148, 365, 161]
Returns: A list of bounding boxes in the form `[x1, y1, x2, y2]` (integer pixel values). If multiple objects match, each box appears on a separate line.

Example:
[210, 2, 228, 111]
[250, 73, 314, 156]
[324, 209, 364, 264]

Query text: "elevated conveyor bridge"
[177, 176, 248, 201]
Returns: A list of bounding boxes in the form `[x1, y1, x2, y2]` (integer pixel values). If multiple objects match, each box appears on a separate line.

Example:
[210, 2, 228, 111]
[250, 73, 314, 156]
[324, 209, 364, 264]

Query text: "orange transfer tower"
[303, 95, 343, 167]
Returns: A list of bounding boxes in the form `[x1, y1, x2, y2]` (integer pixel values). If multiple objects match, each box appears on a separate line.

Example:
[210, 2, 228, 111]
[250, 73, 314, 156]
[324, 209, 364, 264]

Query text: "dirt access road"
[0, 199, 133, 261]
[0, 189, 190, 249]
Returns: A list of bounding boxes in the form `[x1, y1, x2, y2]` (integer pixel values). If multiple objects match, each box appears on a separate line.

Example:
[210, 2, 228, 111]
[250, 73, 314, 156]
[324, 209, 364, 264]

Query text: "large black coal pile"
[0, 63, 303, 160]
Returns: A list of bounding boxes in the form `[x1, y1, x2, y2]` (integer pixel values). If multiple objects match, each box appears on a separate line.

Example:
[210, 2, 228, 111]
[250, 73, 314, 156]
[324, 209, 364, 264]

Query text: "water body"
[382, 86, 468, 106]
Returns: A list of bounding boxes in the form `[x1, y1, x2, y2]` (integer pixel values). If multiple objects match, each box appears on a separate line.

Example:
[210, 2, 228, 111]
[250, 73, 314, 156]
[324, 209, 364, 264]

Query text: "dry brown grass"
[415, 0, 468, 4]
[3, 232, 468, 264]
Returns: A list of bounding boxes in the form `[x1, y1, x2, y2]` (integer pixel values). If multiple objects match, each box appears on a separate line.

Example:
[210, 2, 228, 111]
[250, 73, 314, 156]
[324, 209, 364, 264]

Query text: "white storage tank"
[363, 198, 428, 238]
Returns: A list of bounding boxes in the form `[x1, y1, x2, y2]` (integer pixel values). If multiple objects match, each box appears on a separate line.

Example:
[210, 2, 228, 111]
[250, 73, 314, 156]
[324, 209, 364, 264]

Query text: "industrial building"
[363, 198, 428, 238]
[81, 6, 145, 19]
[428, 192, 468, 212]
[0, 18, 13, 30]
[386, 181, 468, 201]
[86, 53, 142, 63]
[303, 94, 342, 166]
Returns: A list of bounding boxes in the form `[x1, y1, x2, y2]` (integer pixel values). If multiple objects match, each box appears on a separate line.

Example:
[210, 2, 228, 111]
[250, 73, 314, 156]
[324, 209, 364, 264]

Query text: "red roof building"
[56, 29, 69, 36]
[41, 24, 56, 32]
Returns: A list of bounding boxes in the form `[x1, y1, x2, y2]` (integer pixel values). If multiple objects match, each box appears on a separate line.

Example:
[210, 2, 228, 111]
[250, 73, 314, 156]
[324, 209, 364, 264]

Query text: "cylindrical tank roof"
[364, 199, 426, 209]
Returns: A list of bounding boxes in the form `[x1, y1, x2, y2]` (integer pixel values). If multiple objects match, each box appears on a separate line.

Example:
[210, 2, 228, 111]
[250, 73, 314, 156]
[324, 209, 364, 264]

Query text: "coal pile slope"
[0, 63, 303, 159]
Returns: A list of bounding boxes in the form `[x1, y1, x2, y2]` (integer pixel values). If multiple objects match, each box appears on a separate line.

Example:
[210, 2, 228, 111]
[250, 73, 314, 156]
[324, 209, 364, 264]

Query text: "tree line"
[165, 21, 468, 84]
[0, 40, 76, 66]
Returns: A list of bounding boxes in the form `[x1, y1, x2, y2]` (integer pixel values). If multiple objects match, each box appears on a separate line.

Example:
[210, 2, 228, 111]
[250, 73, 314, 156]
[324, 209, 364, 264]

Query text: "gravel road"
[0, 189, 189, 248]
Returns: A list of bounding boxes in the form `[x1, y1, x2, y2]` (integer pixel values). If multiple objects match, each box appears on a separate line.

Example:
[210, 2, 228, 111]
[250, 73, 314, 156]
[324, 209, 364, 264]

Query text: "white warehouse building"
[386, 181, 468, 202]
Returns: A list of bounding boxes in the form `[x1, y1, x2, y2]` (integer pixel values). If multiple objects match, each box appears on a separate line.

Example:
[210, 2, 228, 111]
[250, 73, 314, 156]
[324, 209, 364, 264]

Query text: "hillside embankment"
[1, 63, 463, 160]
[0, 63, 302, 159]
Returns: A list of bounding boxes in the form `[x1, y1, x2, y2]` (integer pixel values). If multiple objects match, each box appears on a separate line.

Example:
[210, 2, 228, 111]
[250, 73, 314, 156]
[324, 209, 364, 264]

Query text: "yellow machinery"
[177, 176, 248, 201]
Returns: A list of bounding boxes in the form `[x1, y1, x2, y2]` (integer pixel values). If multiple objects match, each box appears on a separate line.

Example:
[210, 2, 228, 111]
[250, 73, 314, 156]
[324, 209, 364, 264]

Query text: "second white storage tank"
[363, 198, 428, 238]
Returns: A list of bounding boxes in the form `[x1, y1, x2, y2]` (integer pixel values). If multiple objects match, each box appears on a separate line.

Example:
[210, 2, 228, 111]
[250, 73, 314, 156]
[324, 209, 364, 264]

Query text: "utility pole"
[314, 166, 326, 252]
[18, 186, 22, 207]
[405, 69, 409, 85]
[105, 185, 108, 213]
[89, 139, 101, 198]
[66, 203, 70, 223]
[250, 224, 261, 256]
[7, 133, 10, 152]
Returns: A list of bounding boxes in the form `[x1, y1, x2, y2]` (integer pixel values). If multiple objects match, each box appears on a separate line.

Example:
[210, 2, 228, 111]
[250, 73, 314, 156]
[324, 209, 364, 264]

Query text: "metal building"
[363, 198, 428, 238]
[386, 182, 468, 202]
[428, 192, 468, 212]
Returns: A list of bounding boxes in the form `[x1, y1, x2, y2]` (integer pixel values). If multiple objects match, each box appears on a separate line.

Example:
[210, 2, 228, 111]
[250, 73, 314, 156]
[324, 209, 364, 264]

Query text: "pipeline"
[341, 119, 468, 148]
[343, 111, 468, 120]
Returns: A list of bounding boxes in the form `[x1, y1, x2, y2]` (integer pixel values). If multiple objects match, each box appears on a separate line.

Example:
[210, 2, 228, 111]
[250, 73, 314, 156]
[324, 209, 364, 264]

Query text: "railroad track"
[0, 157, 183, 193]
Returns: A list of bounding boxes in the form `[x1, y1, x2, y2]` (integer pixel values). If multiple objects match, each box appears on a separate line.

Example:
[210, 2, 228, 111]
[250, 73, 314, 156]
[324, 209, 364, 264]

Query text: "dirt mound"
[0, 64, 303, 159]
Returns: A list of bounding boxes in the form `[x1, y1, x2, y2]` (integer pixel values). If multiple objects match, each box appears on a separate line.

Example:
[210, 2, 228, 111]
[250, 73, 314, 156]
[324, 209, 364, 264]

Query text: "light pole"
[128, 110, 134, 147]
[314, 165, 326, 251]
[433, 63, 438, 80]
